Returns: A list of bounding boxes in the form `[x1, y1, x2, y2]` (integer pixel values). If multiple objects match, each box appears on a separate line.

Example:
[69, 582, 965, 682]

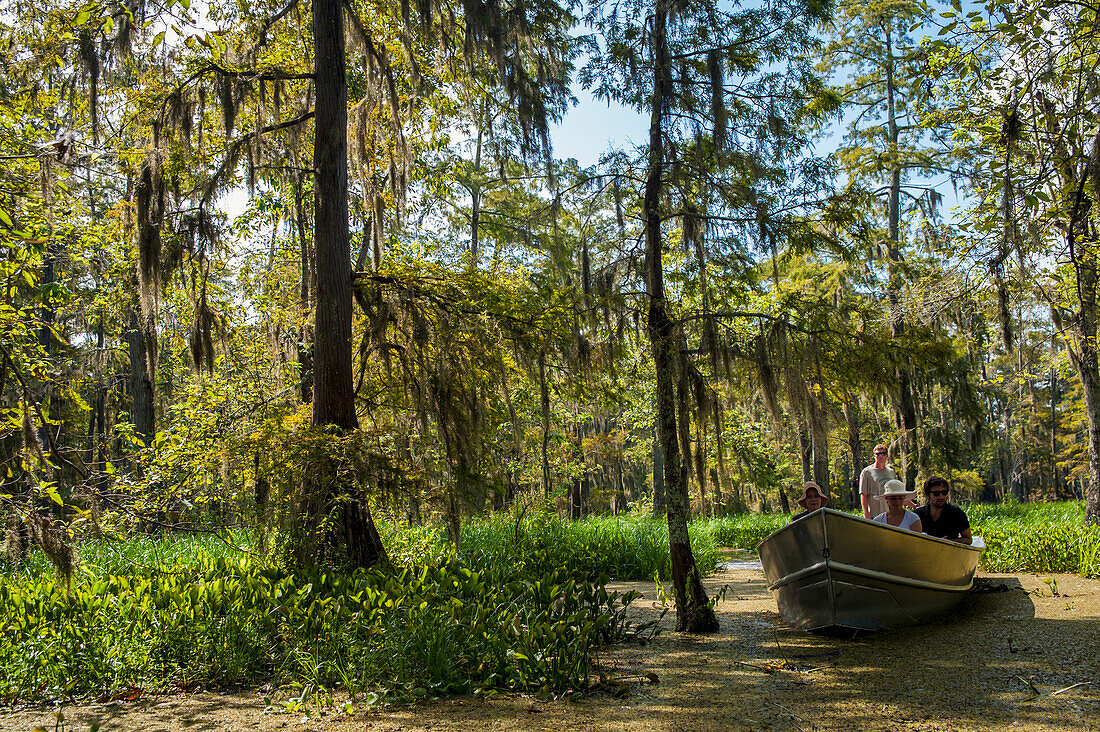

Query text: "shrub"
[0, 547, 650, 703]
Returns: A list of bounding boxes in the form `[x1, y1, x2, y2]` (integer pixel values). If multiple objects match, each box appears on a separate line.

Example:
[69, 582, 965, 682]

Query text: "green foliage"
[0, 530, 253, 580]
[699, 513, 791, 551]
[383, 507, 720, 581]
[969, 501, 1100, 578]
[0, 553, 646, 703]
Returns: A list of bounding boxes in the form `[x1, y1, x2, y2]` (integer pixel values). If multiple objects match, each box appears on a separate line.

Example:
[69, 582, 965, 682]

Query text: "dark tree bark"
[809, 393, 829, 496]
[539, 349, 552, 497]
[312, 0, 356, 433]
[883, 22, 919, 491]
[797, 421, 812, 483]
[652, 418, 666, 516]
[778, 484, 791, 514]
[644, 0, 717, 633]
[125, 308, 156, 446]
[299, 0, 388, 568]
[676, 361, 694, 516]
[693, 401, 708, 516]
[843, 396, 862, 507]
[1061, 212, 1100, 524]
[294, 173, 314, 404]
[712, 403, 726, 510]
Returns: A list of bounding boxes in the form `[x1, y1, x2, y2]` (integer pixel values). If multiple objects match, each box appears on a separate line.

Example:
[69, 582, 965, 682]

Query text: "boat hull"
[757, 508, 983, 631]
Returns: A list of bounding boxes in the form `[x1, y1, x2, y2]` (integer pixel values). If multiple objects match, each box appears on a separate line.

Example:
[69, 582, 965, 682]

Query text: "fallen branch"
[1051, 681, 1093, 696]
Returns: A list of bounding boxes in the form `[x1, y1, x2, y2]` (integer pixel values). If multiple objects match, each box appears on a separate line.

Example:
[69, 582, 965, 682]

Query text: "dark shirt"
[914, 503, 970, 541]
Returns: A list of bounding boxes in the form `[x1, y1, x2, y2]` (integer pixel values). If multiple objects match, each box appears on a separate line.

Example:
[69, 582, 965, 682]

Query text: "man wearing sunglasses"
[859, 443, 898, 520]
[914, 476, 972, 544]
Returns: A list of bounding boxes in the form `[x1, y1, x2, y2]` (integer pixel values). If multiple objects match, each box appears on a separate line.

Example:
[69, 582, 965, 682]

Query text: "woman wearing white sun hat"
[871, 479, 923, 533]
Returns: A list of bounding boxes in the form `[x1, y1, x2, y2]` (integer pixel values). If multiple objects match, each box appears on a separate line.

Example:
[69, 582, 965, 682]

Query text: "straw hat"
[881, 479, 916, 498]
[796, 481, 829, 508]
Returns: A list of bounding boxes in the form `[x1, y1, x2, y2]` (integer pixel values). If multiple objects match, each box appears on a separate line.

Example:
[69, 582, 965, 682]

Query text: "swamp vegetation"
[1, 502, 1096, 704]
[2, 0, 1100, 708]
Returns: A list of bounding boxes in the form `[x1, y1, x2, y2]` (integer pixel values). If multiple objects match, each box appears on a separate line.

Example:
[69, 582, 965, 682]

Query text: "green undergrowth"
[3, 529, 254, 580]
[0, 556, 649, 704]
[383, 509, 720, 582]
[5, 500, 1093, 705]
[968, 501, 1100, 577]
[697, 513, 790, 551]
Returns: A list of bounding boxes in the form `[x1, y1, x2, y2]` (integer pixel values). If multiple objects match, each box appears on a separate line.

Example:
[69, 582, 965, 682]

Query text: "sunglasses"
[929, 489, 949, 496]
[874, 452, 887, 456]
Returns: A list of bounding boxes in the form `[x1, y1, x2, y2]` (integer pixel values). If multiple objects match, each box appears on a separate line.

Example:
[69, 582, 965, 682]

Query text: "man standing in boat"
[859, 443, 897, 520]
[915, 476, 973, 544]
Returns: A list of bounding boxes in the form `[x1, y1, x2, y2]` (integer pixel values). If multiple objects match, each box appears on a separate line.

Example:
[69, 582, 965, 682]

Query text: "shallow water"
[720, 559, 762, 571]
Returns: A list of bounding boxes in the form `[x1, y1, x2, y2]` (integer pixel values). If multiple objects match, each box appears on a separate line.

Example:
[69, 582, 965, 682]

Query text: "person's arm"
[910, 517, 923, 533]
[955, 507, 973, 544]
[858, 469, 874, 519]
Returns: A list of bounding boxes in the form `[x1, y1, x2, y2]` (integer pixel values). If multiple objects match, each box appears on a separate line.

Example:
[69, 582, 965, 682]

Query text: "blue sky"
[550, 92, 648, 167]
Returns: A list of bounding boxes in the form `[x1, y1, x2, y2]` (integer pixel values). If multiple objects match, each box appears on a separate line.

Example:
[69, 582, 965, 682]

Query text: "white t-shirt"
[873, 510, 920, 532]
[859, 464, 896, 517]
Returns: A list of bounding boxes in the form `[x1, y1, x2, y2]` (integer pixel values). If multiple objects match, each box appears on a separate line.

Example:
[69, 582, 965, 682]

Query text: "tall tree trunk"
[1051, 347, 1063, 498]
[300, 0, 388, 567]
[884, 22, 919, 490]
[777, 484, 791, 514]
[469, 94, 488, 264]
[571, 421, 585, 519]
[676, 363, 694, 518]
[694, 406, 708, 516]
[1062, 211, 1100, 523]
[809, 392, 829, 496]
[570, 476, 584, 519]
[294, 174, 314, 404]
[643, 0, 716, 633]
[712, 402, 726, 509]
[539, 349, 552, 497]
[796, 420, 812, 483]
[125, 308, 155, 447]
[91, 310, 107, 479]
[652, 419, 666, 516]
[843, 396, 862, 508]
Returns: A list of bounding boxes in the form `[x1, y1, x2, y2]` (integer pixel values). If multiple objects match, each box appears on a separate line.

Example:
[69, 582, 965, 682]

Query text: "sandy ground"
[4, 557, 1098, 732]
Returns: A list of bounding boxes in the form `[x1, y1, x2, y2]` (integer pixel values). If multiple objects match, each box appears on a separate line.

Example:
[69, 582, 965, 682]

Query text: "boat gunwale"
[766, 559, 977, 594]
[754, 507, 984, 555]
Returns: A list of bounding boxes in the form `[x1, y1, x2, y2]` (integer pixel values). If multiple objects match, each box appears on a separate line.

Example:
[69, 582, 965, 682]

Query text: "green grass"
[2, 528, 256, 580]
[967, 501, 1100, 577]
[696, 513, 790, 551]
[382, 508, 720, 581]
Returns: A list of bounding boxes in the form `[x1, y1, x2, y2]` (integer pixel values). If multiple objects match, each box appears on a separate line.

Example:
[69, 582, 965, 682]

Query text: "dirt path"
[4, 560, 1098, 732]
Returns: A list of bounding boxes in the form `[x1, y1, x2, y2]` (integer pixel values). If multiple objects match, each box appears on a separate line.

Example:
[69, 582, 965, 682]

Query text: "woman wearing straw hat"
[791, 482, 828, 521]
[872, 479, 923, 532]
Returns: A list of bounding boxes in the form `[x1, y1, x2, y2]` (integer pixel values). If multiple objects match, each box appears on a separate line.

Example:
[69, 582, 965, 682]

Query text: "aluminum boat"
[756, 507, 983, 631]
